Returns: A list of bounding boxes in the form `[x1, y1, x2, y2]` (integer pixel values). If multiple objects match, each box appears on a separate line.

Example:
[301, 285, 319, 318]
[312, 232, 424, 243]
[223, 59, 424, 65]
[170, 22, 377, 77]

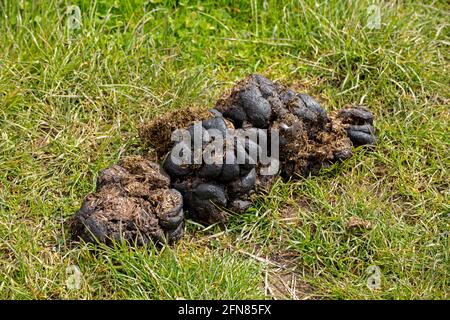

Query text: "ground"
[0, 0, 448, 299]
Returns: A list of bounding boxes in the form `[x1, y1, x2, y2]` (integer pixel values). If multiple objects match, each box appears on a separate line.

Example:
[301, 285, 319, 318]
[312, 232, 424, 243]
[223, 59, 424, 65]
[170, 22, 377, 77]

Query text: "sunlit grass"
[0, 0, 448, 299]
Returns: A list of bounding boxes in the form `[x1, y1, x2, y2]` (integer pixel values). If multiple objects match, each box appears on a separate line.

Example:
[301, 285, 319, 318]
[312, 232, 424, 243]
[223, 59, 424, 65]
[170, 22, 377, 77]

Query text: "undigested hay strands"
[139, 107, 212, 157]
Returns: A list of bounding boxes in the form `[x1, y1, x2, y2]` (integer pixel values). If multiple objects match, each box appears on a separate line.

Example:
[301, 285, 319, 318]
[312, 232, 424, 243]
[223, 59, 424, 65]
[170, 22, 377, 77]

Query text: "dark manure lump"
[162, 74, 376, 226]
[70, 156, 184, 245]
[71, 74, 376, 245]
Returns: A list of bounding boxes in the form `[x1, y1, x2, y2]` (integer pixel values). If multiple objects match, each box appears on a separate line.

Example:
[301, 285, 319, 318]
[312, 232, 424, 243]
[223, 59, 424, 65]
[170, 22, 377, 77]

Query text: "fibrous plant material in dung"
[70, 156, 184, 245]
[139, 106, 212, 156]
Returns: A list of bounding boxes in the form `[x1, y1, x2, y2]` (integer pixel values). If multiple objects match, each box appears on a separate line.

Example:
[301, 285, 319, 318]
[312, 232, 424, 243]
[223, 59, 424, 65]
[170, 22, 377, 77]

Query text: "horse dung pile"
[70, 74, 376, 245]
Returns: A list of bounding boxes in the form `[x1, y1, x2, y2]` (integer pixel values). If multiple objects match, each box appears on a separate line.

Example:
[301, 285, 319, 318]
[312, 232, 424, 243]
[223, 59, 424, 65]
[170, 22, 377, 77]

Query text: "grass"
[0, 0, 448, 299]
